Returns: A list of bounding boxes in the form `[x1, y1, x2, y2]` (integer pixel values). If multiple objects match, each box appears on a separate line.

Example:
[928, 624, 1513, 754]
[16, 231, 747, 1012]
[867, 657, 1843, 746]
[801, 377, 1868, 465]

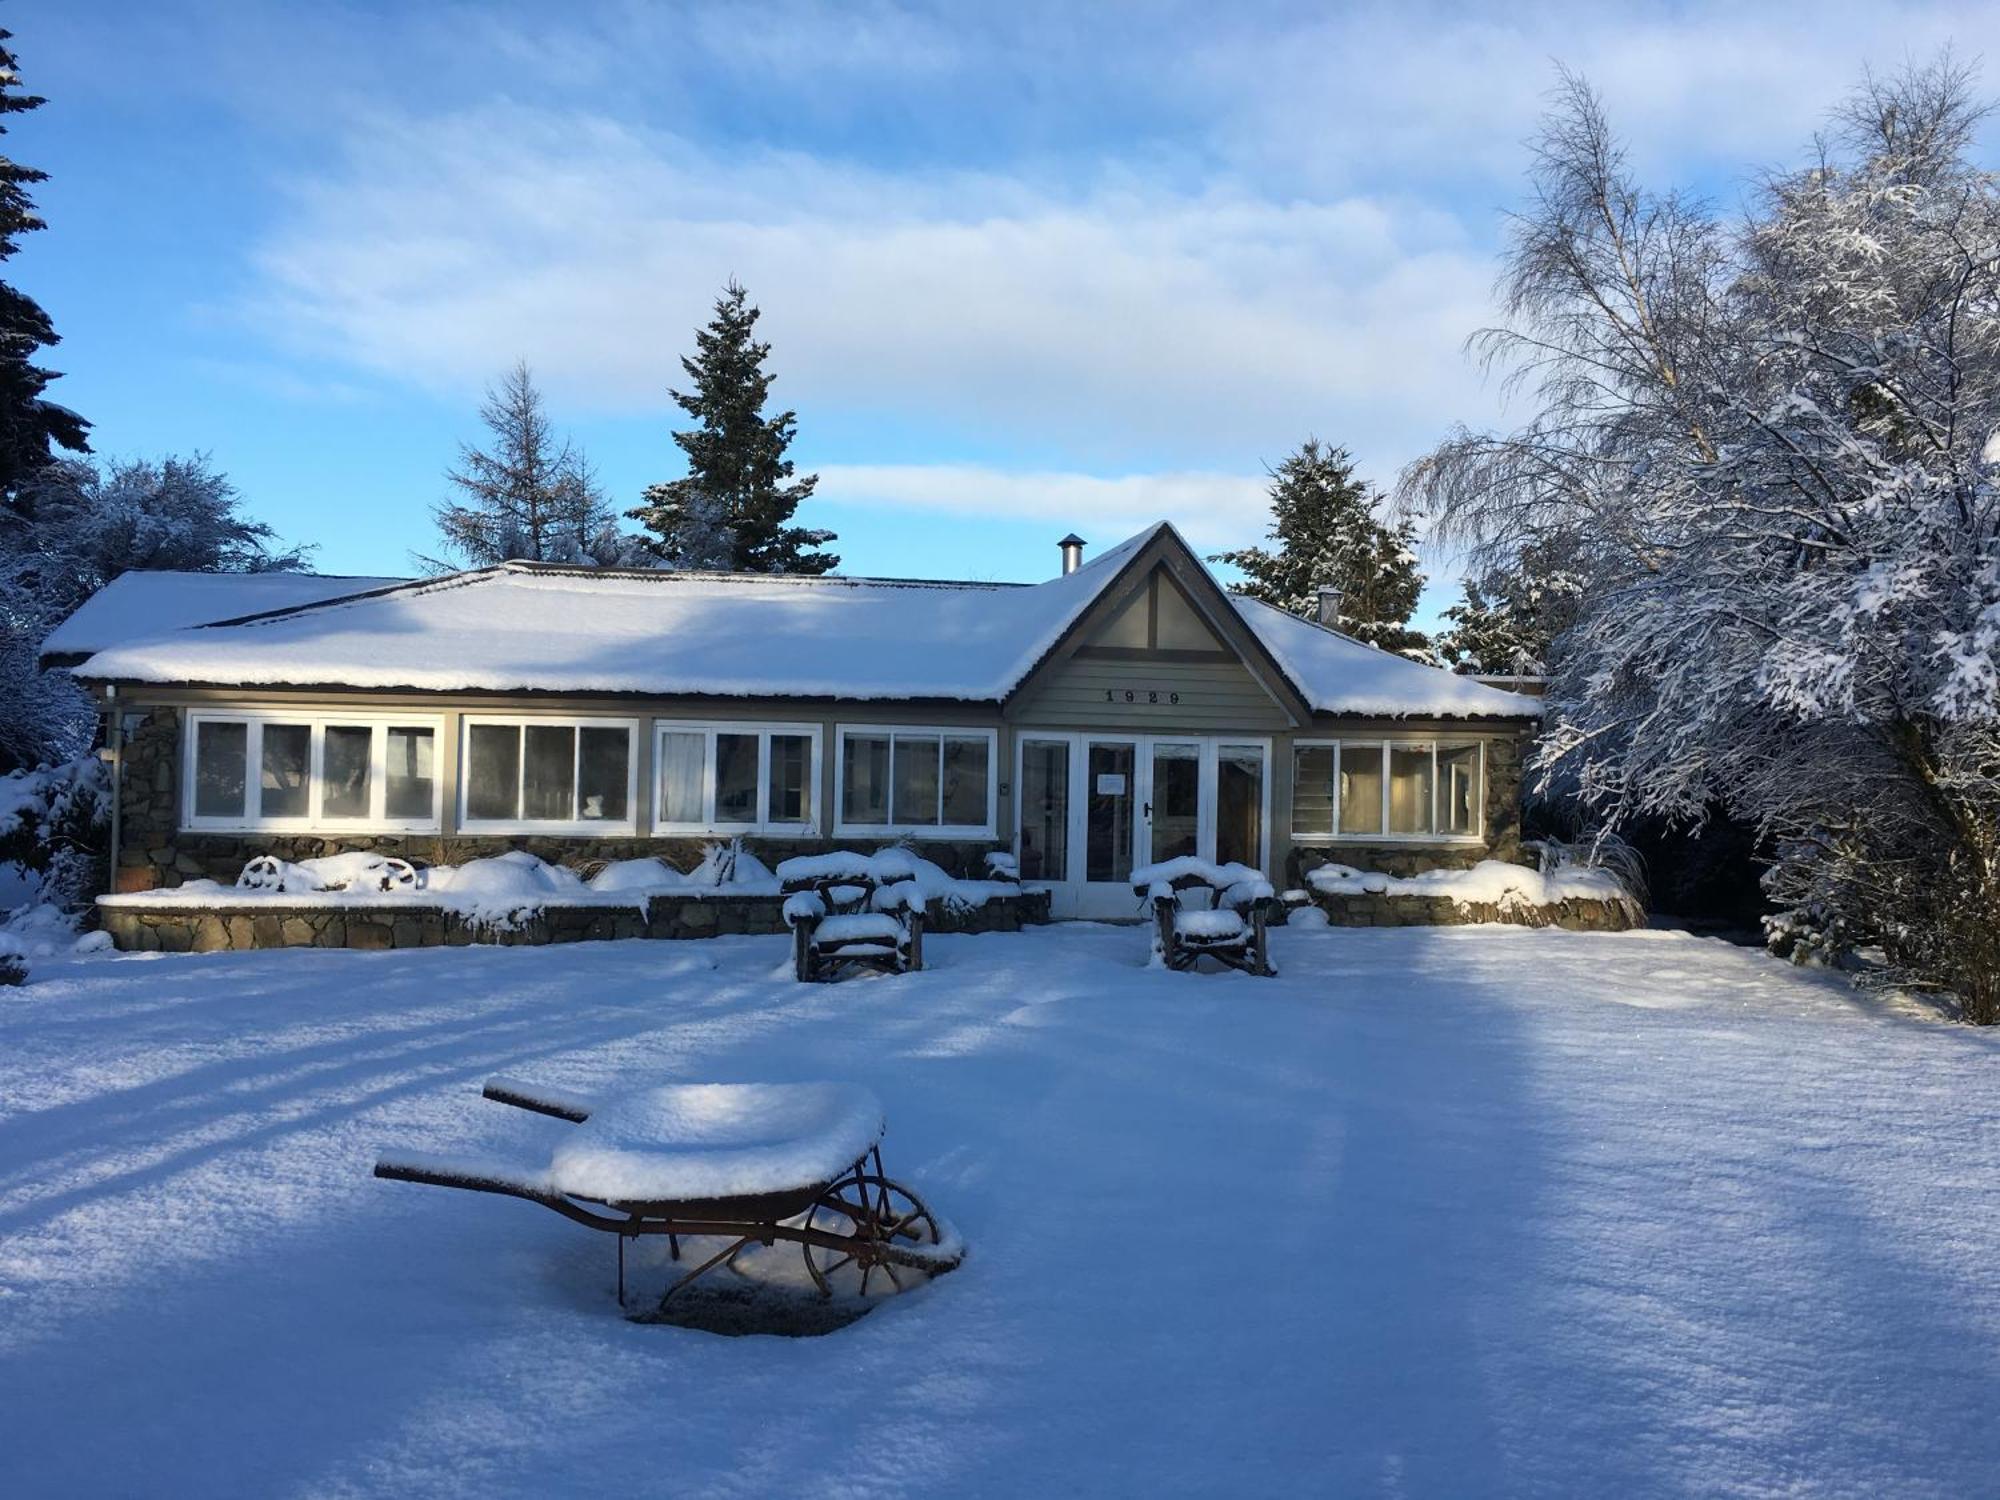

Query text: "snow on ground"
[1, 925, 1996, 1497]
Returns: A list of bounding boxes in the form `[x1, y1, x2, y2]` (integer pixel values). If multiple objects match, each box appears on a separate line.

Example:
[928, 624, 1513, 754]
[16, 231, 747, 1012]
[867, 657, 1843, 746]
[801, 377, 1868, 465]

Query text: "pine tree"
[0, 29, 89, 515]
[426, 362, 636, 571]
[1433, 537, 1586, 677]
[630, 280, 837, 574]
[1211, 439, 1428, 656]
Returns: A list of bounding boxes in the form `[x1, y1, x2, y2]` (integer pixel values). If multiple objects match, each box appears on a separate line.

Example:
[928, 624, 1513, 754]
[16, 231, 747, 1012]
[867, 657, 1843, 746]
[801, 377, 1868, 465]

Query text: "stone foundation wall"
[98, 888, 1054, 953]
[1302, 890, 1638, 932]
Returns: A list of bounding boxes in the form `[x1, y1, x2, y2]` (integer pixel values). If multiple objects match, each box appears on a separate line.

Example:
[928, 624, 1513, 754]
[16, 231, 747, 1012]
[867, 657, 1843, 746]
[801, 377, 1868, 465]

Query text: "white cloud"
[249, 104, 1504, 475]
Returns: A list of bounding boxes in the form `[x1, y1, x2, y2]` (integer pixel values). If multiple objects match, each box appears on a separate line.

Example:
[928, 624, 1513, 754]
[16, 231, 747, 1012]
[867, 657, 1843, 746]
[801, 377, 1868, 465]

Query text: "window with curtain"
[1338, 742, 1385, 835]
[651, 723, 819, 833]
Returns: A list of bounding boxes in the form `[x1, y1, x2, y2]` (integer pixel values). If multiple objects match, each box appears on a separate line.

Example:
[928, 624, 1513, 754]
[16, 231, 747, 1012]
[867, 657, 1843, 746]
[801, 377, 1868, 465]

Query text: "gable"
[1007, 558, 1300, 730]
[1073, 568, 1229, 658]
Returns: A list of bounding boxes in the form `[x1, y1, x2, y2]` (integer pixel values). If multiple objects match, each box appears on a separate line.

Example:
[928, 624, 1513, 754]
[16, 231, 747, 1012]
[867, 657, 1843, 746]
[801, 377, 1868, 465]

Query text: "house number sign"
[1103, 688, 1184, 705]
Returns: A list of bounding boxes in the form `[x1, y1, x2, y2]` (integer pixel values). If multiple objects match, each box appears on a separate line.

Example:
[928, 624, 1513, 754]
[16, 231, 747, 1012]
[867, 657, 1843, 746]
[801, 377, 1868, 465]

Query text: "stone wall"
[98, 887, 1054, 953]
[1300, 888, 1637, 932]
[112, 706, 1000, 892]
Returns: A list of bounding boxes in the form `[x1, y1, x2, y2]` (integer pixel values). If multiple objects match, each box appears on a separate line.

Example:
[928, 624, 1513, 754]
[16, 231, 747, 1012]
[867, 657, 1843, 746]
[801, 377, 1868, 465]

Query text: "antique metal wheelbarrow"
[375, 1077, 963, 1314]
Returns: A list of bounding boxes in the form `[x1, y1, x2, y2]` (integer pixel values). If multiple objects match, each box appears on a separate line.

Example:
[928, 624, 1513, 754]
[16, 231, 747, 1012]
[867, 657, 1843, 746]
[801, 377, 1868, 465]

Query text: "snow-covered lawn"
[2, 925, 1996, 1497]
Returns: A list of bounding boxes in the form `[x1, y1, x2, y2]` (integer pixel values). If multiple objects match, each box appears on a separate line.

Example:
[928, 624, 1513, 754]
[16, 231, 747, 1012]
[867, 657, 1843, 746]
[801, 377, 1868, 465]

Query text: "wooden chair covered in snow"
[779, 860, 926, 984]
[1131, 857, 1278, 977]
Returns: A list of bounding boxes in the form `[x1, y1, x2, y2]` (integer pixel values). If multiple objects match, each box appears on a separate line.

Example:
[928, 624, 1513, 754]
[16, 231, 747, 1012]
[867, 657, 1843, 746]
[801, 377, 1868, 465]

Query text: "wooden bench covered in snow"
[1131, 857, 1278, 977]
[777, 852, 928, 983]
[374, 1076, 961, 1315]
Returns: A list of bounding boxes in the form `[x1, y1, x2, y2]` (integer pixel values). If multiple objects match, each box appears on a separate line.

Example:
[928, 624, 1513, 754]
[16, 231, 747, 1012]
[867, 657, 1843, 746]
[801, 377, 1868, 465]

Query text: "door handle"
[1142, 802, 1153, 819]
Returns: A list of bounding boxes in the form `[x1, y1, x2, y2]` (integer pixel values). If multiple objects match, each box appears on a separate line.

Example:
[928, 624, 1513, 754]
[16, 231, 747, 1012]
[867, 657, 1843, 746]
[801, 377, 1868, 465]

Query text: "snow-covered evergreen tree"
[1212, 439, 1428, 656]
[0, 28, 89, 514]
[630, 281, 837, 574]
[2, 455, 307, 769]
[426, 362, 638, 572]
[1433, 537, 1587, 677]
[1403, 60, 2000, 1022]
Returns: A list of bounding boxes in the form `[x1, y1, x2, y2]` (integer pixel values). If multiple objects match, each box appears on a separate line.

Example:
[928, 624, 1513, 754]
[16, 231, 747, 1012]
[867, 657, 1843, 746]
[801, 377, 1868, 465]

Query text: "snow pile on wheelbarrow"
[548, 1082, 886, 1203]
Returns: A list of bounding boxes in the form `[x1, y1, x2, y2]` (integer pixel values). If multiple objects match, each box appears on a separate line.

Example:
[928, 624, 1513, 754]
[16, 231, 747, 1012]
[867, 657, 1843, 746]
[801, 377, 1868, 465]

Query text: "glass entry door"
[1149, 741, 1201, 864]
[1085, 740, 1137, 885]
[1021, 733, 1270, 919]
[1018, 738, 1070, 882]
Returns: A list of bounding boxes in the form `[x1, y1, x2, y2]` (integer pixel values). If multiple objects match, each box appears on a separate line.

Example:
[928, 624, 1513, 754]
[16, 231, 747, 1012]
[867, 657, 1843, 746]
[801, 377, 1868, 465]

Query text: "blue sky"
[17, 0, 2000, 617]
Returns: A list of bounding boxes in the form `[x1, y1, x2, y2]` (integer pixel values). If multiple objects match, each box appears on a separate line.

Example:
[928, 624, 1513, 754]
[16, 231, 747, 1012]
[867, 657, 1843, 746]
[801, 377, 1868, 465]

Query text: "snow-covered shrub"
[1762, 903, 1852, 969]
[1529, 834, 1648, 913]
[0, 757, 109, 913]
[1403, 61, 2000, 1022]
[684, 838, 778, 890]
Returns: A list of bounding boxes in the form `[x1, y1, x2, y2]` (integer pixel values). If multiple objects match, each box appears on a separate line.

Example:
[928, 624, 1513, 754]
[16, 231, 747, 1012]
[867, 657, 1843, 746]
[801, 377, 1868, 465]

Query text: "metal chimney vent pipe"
[1316, 584, 1343, 626]
[1059, 533, 1087, 575]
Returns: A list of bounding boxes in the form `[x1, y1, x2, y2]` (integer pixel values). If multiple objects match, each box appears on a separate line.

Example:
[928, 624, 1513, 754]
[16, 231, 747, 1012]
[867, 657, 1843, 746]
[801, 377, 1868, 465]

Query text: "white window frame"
[834, 725, 999, 839]
[1289, 738, 1486, 844]
[651, 720, 823, 835]
[457, 715, 641, 837]
[182, 710, 446, 834]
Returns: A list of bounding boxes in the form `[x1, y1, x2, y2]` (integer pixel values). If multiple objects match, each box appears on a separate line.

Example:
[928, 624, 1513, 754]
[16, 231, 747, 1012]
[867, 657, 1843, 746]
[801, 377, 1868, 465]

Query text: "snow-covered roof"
[61, 525, 1541, 720]
[68, 528, 1158, 703]
[41, 570, 407, 661]
[1233, 597, 1544, 718]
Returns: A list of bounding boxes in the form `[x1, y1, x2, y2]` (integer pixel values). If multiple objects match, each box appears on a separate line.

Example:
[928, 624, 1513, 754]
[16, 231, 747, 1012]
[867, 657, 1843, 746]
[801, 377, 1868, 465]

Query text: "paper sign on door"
[1095, 773, 1127, 795]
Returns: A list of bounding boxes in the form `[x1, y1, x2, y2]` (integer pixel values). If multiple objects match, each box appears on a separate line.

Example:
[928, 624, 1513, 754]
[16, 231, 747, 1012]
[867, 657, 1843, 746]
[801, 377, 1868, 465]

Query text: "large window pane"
[193, 721, 247, 819]
[1217, 746, 1264, 868]
[1019, 739, 1069, 881]
[259, 723, 311, 819]
[1438, 744, 1480, 835]
[384, 726, 435, 820]
[1085, 741, 1136, 882]
[714, 733, 759, 823]
[842, 735, 889, 825]
[1292, 745, 1335, 836]
[466, 724, 521, 821]
[767, 734, 812, 825]
[892, 735, 941, 825]
[523, 725, 576, 820]
[1338, 743, 1384, 835]
[1389, 745, 1434, 835]
[1149, 742, 1199, 863]
[658, 730, 705, 824]
[578, 727, 629, 821]
[941, 737, 989, 827]
[322, 725, 373, 819]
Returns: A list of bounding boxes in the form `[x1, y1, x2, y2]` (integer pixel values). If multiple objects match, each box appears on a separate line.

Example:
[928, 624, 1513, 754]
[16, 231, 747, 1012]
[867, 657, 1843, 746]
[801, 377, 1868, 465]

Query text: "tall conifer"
[1212, 440, 1428, 656]
[0, 29, 89, 515]
[631, 281, 836, 574]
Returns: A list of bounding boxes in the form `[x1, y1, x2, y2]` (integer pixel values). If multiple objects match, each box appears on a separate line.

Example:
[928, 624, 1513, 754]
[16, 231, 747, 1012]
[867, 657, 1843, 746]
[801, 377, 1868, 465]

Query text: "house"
[48, 522, 1543, 921]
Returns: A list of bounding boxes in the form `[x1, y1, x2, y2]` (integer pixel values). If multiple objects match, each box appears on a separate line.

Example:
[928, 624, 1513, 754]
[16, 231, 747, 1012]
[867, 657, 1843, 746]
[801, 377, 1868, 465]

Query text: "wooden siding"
[1007, 656, 1290, 731]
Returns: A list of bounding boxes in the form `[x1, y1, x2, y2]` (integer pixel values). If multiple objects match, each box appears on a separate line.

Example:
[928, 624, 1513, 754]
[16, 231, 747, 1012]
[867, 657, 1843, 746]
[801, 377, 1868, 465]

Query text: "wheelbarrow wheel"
[800, 1175, 947, 1299]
